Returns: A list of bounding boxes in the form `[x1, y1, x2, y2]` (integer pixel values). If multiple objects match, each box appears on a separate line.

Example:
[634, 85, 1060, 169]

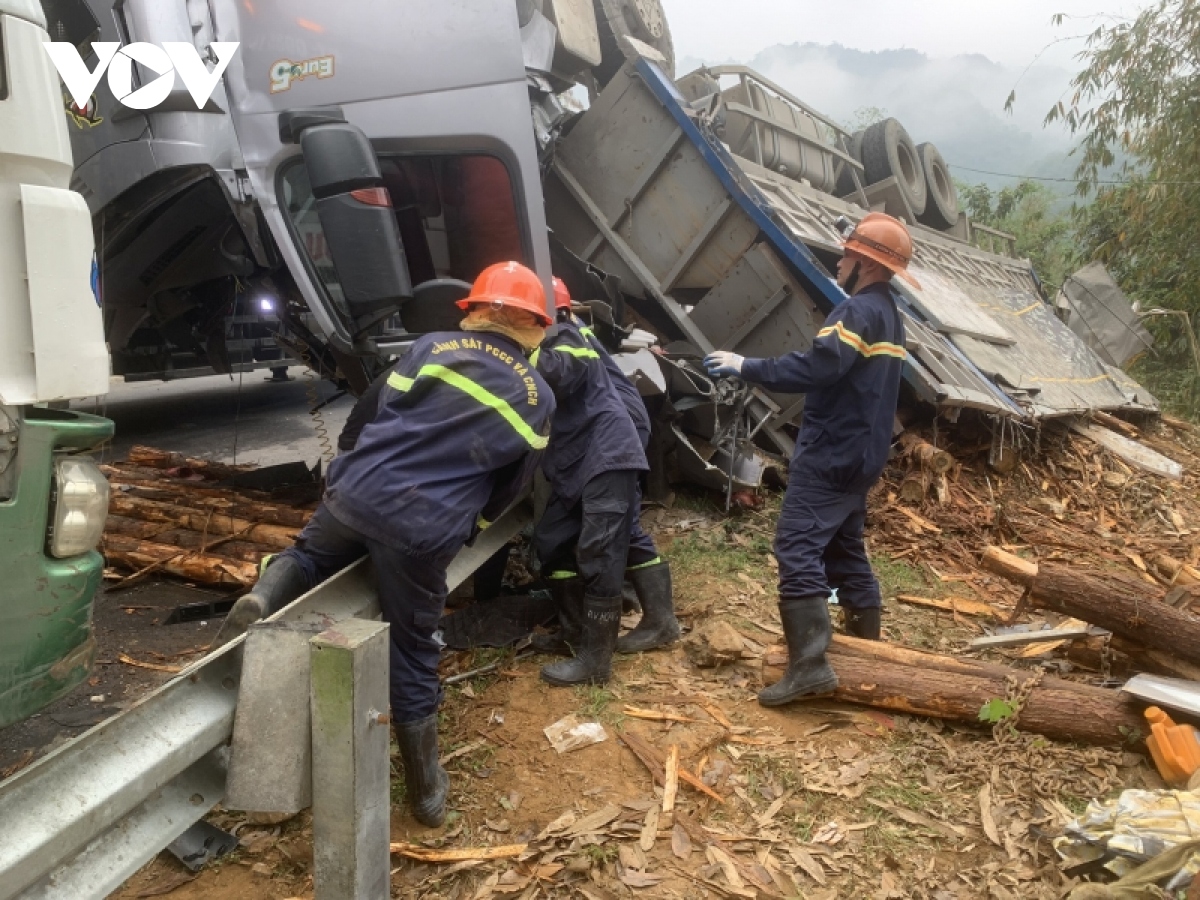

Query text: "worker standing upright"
[215, 262, 554, 826]
[531, 282, 655, 687]
[704, 212, 914, 706]
[533, 279, 680, 658]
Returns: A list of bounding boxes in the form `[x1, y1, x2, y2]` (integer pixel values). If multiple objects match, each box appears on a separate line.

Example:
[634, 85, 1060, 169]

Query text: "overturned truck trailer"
[544, 51, 1158, 481]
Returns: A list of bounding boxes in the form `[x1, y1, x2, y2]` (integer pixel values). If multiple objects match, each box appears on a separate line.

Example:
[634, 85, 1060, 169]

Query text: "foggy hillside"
[677, 43, 1082, 192]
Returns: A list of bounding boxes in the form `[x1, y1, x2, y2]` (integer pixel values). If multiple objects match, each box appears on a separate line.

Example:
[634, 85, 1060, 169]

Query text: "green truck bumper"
[0, 409, 114, 729]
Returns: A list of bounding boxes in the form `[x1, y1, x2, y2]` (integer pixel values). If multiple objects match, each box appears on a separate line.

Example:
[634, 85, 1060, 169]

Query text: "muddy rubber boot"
[844, 607, 882, 641]
[530, 577, 585, 656]
[758, 595, 838, 707]
[616, 560, 681, 653]
[393, 713, 450, 827]
[212, 556, 308, 646]
[540, 595, 622, 687]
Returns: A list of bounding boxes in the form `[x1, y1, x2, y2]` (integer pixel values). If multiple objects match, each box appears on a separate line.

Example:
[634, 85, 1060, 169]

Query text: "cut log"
[898, 433, 954, 474]
[110, 484, 313, 529]
[898, 472, 928, 503]
[1092, 410, 1139, 438]
[1152, 554, 1200, 587]
[980, 546, 1038, 587]
[102, 534, 257, 586]
[125, 446, 255, 482]
[988, 445, 1019, 476]
[1030, 563, 1200, 665]
[104, 518, 273, 564]
[1067, 635, 1200, 682]
[108, 495, 299, 550]
[1161, 414, 1195, 434]
[760, 636, 1145, 746]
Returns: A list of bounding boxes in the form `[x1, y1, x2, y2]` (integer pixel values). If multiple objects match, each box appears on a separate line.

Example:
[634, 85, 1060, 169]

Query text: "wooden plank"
[969, 625, 1095, 649]
[1070, 421, 1184, 481]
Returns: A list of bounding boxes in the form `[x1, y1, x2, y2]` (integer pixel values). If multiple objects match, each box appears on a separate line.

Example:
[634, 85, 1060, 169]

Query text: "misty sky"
[661, 0, 1150, 69]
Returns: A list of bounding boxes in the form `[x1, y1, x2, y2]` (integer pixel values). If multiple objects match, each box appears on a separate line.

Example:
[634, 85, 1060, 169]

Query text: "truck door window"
[280, 153, 525, 319]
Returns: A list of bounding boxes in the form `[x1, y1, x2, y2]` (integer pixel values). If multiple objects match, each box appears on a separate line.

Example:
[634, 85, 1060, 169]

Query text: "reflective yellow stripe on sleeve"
[402, 364, 548, 450]
[530, 348, 541, 366]
[818, 321, 907, 360]
[387, 372, 415, 392]
[553, 345, 600, 360]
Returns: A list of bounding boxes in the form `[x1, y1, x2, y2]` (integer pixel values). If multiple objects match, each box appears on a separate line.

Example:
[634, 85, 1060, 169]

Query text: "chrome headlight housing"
[49, 457, 109, 558]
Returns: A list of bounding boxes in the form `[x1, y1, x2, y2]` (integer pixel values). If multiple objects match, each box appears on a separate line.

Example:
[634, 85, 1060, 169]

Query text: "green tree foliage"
[957, 180, 1073, 291]
[1047, 0, 1200, 414]
[1046, 0, 1200, 309]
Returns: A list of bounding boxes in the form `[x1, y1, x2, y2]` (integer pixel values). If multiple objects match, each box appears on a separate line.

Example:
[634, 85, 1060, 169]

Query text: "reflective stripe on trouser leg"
[534, 490, 583, 579]
[626, 479, 659, 568]
[367, 541, 454, 724]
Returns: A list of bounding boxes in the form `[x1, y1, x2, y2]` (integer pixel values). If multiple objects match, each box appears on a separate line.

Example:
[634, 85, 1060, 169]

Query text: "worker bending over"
[704, 212, 913, 706]
[531, 281, 655, 686]
[532, 279, 680, 657]
[217, 262, 554, 826]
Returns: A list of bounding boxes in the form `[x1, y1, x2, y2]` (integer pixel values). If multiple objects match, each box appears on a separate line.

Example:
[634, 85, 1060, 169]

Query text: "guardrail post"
[309, 620, 391, 900]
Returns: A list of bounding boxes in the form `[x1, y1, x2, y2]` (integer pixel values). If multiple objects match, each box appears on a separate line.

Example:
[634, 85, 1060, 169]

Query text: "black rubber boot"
[212, 555, 308, 645]
[616, 561, 681, 653]
[758, 595, 838, 707]
[844, 607, 882, 641]
[540, 595, 622, 686]
[393, 713, 450, 827]
[530, 577, 585, 656]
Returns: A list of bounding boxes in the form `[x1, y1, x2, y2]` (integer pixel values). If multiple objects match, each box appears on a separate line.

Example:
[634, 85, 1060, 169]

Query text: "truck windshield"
[280, 153, 526, 322]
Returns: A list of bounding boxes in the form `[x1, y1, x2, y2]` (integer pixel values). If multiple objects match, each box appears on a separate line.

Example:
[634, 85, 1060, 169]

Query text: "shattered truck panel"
[545, 53, 1157, 431]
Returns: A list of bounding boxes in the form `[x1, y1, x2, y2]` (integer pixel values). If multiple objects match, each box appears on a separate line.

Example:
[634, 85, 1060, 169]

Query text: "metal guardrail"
[0, 505, 531, 900]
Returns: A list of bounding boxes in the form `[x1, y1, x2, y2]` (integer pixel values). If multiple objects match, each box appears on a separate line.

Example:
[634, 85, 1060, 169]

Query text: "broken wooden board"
[1070, 421, 1184, 481]
[969, 623, 1098, 649]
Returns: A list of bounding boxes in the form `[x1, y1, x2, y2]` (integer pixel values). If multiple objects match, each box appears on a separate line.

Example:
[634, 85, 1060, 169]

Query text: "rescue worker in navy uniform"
[216, 262, 554, 826]
[703, 212, 915, 707]
[532, 279, 680, 658]
[530, 283, 657, 687]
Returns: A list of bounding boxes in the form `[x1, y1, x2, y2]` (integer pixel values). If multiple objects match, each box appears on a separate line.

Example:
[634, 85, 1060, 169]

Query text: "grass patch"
[867, 778, 934, 813]
[575, 685, 623, 726]
[871, 554, 944, 599]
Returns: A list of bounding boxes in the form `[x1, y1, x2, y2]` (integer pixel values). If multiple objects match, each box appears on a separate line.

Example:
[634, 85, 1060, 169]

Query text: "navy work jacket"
[533, 322, 647, 502]
[740, 282, 906, 494]
[573, 316, 651, 443]
[325, 331, 554, 559]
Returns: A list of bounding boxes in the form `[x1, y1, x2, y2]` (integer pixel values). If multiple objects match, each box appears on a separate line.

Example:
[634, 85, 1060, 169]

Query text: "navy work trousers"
[536, 470, 638, 598]
[274, 503, 454, 723]
[774, 479, 882, 610]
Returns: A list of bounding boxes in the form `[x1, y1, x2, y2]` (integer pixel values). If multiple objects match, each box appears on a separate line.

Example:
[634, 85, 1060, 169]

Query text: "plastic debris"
[543, 714, 608, 754]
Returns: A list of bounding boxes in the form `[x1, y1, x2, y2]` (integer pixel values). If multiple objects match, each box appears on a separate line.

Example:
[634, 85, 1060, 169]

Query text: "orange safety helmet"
[842, 212, 921, 289]
[552, 277, 572, 311]
[458, 261, 553, 326]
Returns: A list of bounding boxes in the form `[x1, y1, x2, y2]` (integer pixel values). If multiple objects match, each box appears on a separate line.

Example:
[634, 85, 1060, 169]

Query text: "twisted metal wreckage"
[546, 54, 1159, 495]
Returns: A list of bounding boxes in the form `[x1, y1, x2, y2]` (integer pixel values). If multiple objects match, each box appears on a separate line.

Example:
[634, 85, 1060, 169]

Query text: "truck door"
[207, 0, 554, 355]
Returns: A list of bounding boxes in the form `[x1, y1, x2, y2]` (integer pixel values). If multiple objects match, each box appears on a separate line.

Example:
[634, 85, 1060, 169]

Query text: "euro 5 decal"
[43, 42, 239, 112]
[270, 56, 335, 93]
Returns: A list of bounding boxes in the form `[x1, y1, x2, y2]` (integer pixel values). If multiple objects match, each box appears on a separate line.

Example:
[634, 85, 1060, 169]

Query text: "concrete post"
[309, 619, 392, 900]
[225, 621, 322, 813]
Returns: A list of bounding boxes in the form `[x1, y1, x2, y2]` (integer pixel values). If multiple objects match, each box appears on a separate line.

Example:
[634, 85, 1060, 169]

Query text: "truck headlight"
[49, 457, 110, 558]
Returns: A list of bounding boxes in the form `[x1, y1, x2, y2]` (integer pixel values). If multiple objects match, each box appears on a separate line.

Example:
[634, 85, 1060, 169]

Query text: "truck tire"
[915, 142, 959, 231]
[860, 118, 927, 217]
[592, 0, 675, 88]
[833, 130, 865, 198]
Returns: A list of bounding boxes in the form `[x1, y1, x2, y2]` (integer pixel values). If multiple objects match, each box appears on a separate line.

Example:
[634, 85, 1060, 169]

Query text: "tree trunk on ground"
[898, 433, 954, 474]
[899, 472, 927, 503]
[981, 546, 1038, 587]
[1152, 554, 1200, 587]
[108, 483, 312, 529]
[761, 636, 1145, 746]
[108, 495, 299, 550]
[1066, 635, 1200, 682]
[102, 534, 257, 586]
[1030, 563, 1200, 664]
[104, 518, 273, 564]
[125, 446, 255, 482]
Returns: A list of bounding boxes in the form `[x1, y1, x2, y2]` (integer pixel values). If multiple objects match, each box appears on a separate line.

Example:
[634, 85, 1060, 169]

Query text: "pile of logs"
[102, 446, 314, 588]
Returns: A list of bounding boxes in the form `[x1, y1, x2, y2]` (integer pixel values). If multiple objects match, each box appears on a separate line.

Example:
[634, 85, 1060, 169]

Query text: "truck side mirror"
[294, 118, 413, 339]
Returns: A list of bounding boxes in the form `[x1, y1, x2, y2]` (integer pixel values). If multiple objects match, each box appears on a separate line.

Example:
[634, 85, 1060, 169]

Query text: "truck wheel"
[833, 130, 866, 198]
[860, 118, 927, 217]
[592, 0, 676, 88]
[915, 142, 959, 230]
